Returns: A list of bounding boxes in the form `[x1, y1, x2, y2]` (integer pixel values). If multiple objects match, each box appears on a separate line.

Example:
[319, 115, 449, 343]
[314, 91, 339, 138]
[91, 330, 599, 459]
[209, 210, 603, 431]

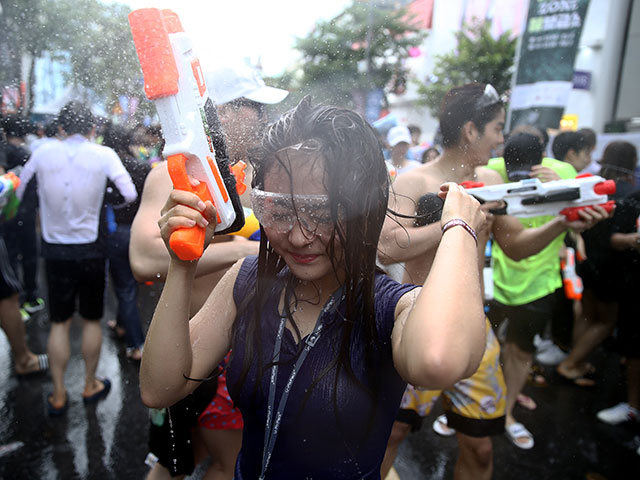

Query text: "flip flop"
[516, 393, 537, 411]
[505, 422, 534, 450]
[47, 393, 68, 417]
[432, 414, 456, 436]
[16, 354, 49, 379]
[554, 369, 596, 388]
[83, 377, 111, 404]
[527, 364, 548, 387]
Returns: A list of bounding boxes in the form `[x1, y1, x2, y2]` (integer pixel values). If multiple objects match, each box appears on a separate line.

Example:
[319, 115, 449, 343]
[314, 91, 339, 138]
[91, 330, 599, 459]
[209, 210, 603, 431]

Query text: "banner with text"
[509, 0, 590, 130]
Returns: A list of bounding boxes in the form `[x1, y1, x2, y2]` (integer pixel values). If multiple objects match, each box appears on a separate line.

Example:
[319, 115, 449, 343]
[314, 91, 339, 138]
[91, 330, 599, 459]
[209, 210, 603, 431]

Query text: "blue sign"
[573, 70, 592, 90]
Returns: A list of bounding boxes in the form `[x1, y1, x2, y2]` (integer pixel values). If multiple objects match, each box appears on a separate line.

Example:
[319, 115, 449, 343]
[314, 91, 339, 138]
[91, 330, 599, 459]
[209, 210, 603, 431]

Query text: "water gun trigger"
[167, 154, 217, 261]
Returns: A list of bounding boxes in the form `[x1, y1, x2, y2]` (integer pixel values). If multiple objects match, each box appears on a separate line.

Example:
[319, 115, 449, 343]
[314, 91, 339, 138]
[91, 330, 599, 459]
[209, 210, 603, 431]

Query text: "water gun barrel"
[462, 174, 616, 220]
[129, 8, 245, 261]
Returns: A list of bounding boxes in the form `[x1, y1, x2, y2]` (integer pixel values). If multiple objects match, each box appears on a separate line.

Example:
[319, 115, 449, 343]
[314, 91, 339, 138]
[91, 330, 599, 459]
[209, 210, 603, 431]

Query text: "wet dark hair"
[58, 101, 95, 136]
[44, 119, 59, 138]
[503, 132, 543, 181]
[598, 141, 638, 181]
[551, 131, 590, 161]
[232, 97, 389, 420]
[407, 124, 421, 136]
[421, 146, 440, 164]
[102, 123, 133, 158]
[439, 83, 503, 148]
[578, 127, 597, 150]
[1, 115, 30, 138]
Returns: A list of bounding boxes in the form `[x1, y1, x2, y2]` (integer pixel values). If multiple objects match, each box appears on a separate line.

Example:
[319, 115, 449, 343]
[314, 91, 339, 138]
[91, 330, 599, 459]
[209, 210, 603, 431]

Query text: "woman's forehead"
[263, 152, 327, 194]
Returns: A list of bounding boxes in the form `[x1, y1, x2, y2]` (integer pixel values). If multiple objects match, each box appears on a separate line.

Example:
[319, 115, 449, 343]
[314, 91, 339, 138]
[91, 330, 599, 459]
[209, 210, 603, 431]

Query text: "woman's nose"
[288, 220, 314, 247]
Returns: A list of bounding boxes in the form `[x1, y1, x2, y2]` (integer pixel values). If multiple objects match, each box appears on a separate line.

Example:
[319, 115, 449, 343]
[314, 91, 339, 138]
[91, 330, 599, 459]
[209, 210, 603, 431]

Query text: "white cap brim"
[244, 85, 289, 105]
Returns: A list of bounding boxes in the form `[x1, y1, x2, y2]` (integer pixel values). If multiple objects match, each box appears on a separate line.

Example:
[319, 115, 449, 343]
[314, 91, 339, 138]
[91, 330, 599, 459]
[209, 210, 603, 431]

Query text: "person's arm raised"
[139, 189, 240, 408]
[378, 172, 443, 265]
[492, 205, 611, 261]
[392, 183, 486, 389]
[129, 163, 258, 282]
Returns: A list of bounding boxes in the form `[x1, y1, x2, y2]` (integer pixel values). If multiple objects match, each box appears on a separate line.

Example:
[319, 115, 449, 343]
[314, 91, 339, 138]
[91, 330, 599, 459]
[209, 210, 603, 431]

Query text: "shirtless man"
[379, 83, 607, 479]
[130, 61, 287, 480]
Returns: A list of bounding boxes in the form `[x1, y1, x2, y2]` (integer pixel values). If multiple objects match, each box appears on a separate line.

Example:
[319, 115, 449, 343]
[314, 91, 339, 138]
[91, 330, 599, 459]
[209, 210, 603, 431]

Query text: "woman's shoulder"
[373, 272, 419, 318]
[234, 255, 259, 288]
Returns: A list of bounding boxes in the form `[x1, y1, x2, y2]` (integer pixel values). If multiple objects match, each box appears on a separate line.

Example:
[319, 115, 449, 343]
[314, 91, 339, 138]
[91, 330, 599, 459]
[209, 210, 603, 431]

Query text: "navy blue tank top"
[228, 256, 418, 479]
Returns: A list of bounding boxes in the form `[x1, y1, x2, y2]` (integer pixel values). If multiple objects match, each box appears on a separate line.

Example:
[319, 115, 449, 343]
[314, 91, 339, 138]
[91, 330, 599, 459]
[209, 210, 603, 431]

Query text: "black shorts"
[148, 378, 219, 477]
[488, 292, 556, 353]
[45, 258, 106, 323]
[0, 237, 21, 300]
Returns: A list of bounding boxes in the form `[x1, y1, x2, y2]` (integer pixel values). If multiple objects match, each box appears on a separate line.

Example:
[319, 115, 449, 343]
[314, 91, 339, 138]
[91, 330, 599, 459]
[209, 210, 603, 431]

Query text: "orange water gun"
[561, 246, 583, 300]
[129, 8, 245, 261]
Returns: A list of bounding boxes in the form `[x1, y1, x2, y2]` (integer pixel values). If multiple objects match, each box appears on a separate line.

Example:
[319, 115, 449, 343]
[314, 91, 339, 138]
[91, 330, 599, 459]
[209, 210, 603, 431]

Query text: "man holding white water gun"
[484, 126, 613, 451]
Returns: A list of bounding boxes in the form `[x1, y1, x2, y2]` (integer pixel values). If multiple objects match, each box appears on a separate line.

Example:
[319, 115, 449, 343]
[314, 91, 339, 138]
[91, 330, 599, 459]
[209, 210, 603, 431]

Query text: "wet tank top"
[227, 256, 418, 479]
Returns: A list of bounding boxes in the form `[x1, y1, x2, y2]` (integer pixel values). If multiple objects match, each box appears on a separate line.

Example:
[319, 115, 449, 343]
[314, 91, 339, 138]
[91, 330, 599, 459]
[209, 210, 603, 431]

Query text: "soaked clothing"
[487, 157, 576, 306]
[397, 319, 506, 437]
[610, 190, 640, 358]
[577, 180, 635, 302]
[45, 257, 105, 322]
[227, 256, 417, 479]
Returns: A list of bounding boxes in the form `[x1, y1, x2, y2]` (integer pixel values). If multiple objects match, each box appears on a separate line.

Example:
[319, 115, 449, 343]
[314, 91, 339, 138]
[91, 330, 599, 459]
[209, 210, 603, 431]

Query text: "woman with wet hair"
[140, 97, 487, 479]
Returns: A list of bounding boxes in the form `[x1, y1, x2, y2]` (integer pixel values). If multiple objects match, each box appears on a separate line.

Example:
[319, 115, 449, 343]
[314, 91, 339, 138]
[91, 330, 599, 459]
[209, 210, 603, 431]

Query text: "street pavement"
[1, 281, 639, 479]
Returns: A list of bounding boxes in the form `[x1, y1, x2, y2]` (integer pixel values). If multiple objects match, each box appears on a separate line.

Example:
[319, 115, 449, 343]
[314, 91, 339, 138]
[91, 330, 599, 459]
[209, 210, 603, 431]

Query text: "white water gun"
[460, 174, 616, 221]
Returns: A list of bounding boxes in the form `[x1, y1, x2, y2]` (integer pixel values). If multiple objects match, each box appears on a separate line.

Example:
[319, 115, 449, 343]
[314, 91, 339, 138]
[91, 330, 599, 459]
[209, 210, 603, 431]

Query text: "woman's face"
[255, 151, 343, 286]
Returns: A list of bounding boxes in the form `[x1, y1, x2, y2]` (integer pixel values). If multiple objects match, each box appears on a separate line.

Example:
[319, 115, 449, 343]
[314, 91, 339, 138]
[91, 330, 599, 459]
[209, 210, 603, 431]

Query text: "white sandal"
[505, 422, 534, 450]
[432, 414, 456, 436]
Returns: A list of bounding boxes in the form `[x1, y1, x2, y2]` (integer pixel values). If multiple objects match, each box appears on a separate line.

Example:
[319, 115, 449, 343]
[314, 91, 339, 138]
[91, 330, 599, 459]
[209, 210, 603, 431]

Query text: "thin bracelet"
[441, 218, 478, 246]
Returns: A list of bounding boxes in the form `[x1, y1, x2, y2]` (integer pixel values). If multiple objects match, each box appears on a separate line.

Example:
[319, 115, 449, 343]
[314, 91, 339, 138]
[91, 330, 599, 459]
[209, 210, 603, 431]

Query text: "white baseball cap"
[387, 126, 412, 147]
[205, 61, 289, 106]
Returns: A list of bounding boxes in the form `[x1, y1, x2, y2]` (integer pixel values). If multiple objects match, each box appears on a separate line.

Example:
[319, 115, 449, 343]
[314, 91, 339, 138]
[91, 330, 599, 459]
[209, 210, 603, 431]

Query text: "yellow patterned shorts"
[397, 318, 506, 437]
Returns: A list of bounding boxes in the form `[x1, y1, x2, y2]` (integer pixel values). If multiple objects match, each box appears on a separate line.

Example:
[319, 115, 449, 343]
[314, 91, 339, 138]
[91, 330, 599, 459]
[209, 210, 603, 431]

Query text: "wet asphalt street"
[1, 278, 640, 479]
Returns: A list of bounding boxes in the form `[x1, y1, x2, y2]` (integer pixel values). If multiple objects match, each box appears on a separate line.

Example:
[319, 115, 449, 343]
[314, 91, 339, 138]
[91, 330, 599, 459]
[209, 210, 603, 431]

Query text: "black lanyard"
[259, 288, 344, 480]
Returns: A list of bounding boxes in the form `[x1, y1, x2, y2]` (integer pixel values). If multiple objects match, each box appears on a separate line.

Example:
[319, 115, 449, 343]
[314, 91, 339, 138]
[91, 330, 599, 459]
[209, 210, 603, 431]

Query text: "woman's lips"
[290, 253, 319, 264]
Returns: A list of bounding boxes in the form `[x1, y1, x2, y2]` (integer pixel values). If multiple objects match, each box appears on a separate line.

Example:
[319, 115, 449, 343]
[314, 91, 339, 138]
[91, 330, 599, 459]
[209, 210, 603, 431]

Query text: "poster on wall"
[509, 0, 591, 130]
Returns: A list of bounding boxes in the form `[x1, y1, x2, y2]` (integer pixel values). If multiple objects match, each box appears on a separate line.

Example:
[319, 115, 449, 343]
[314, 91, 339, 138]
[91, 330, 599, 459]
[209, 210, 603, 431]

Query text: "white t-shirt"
[18, 135, 137, 244]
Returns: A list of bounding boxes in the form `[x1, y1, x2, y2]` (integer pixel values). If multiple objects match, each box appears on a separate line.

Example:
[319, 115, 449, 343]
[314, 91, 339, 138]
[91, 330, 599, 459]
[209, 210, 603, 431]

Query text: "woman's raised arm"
[139, 189, 240, 408]
[392, 183, 487, 389]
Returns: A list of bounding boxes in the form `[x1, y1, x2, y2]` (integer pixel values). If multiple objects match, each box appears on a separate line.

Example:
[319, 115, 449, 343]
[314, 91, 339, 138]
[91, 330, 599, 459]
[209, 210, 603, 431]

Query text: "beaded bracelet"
[441, 218, 478, 246]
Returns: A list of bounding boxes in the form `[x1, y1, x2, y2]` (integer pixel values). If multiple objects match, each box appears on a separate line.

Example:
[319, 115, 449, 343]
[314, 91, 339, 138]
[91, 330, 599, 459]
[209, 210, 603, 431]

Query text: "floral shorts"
[397, 318, 506, 437]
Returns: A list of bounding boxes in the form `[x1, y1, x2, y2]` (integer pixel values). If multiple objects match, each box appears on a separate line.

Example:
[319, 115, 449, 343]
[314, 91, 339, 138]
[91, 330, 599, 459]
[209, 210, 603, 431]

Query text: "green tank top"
[487, 157, 577, 306]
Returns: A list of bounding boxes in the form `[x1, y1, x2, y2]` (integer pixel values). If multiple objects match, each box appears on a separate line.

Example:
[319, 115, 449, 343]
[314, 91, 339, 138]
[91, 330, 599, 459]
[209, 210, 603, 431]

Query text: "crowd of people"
[0, 61, 638, 479]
